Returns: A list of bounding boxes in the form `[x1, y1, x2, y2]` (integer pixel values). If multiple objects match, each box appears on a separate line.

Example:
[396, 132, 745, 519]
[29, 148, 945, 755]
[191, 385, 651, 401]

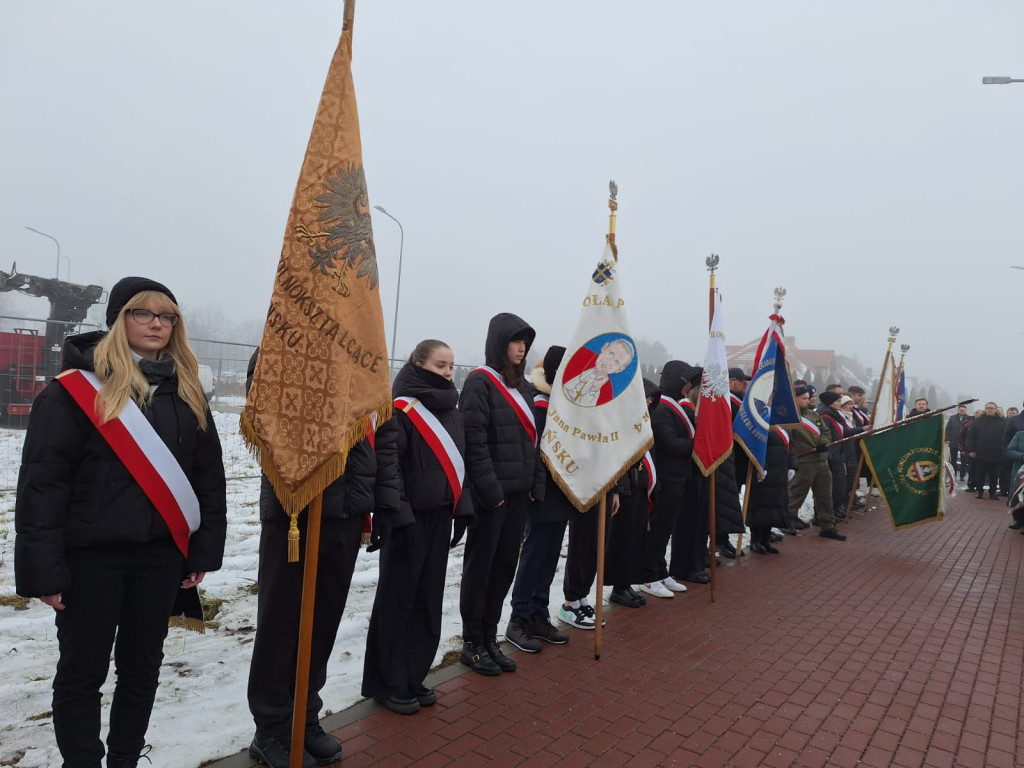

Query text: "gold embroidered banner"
[242, 7, 391, 520]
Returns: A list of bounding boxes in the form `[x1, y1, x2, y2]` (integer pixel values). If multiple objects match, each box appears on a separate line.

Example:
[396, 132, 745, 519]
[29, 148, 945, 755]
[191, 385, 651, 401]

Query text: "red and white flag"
[693, 292, 733, 476]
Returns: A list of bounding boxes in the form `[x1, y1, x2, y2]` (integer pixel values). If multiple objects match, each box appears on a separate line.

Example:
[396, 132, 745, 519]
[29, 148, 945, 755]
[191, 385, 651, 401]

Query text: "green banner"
[861, 414, 945, 530]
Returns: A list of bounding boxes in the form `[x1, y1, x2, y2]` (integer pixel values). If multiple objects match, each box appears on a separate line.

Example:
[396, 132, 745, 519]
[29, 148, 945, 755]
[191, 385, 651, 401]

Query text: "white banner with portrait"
[541, 244, 654, 511]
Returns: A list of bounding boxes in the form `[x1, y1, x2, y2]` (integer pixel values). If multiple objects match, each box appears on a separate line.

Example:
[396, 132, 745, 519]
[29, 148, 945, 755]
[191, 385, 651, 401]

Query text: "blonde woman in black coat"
[14, 277, 226, 768]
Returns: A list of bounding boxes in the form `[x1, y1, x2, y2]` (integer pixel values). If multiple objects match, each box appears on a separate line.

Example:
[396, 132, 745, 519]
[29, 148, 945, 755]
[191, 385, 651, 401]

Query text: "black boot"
[460, 640, 501, 676]
[107, 745, 152, 768]
[484, 638, 516, 672]
[976, 490, 985, 499]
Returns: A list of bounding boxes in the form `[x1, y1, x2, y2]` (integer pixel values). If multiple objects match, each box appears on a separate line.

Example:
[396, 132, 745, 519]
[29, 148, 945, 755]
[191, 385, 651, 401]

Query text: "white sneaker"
[558, 603, 596, 629]
[637, 581, 674, 599]
[661, 576, 688, 593]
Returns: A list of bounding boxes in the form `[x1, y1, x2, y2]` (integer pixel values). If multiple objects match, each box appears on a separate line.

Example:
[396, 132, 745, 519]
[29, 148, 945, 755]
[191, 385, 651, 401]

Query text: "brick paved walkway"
[211, 492, 1024, 767]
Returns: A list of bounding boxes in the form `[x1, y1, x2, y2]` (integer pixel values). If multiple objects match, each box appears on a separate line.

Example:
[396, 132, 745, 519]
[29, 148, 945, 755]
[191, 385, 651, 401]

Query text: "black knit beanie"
[542, 345, 566, 386]
[106, 276, 178, 328]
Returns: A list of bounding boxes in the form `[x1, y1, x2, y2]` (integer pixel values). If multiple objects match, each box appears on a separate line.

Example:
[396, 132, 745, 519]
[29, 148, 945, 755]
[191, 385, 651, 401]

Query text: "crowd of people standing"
[22, 295, 991, 768]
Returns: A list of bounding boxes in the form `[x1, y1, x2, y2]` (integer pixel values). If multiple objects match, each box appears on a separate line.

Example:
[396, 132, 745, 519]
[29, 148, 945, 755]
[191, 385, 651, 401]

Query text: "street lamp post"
[982, 76, 1024, 85]
[373, 205, 404, 363]
[24, 226, 61, 279]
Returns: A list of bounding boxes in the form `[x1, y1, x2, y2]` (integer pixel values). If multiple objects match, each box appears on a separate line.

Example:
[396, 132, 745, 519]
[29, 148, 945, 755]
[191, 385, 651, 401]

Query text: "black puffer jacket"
[391, 361, 473, 525]
[246, 350, 399, 523]
[15, 331, 227, 597]
[616, 378, 662, 499]
[746, 429, 798, 529]
[651, 361, 697, 483]
[531, 365, 582, 522]
[459, 313, 537, 509]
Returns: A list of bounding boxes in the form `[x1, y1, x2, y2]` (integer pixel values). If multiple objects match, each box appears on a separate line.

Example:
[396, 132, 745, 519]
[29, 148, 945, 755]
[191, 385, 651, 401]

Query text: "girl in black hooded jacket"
[362, 340, 473, 714]
[14, 276, 226, 768]
[456, 312, 538, 676]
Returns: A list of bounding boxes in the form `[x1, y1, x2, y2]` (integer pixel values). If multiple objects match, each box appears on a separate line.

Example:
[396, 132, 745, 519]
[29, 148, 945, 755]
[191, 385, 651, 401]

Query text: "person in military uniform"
[787, 385, 847, 541]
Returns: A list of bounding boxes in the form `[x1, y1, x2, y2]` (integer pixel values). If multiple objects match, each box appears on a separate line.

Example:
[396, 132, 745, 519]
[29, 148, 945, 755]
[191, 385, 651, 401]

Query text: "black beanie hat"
[819, 391, 841, 407]
[542, 345, 566, 386]
[106, 276, 177, 328]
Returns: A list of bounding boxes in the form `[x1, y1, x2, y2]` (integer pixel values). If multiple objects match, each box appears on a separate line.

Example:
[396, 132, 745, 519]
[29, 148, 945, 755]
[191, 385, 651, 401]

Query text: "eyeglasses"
[127, 308, 179, 327]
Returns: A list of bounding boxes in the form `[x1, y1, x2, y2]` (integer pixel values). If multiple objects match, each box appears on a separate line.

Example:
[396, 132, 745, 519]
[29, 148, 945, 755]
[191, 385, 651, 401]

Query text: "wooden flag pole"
[593, 180, 617, 660]
[736, 462, 753, 553]
[286, 6, 356, 765]
[844, 327, 898, 522]
[595, 495, 607, 660]
[799, 398, 977, 458]
[706, 255, 718, 603]
[289, 494, 324, 768]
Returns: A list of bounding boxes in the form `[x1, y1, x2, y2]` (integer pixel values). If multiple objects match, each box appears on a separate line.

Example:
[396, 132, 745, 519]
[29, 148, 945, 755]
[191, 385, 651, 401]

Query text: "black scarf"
[137, 355, 176, 385]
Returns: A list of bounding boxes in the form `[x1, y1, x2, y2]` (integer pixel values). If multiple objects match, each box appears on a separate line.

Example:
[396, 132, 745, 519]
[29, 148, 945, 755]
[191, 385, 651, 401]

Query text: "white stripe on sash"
[474, 365, 537, 444]
[395, 396, 465, 507]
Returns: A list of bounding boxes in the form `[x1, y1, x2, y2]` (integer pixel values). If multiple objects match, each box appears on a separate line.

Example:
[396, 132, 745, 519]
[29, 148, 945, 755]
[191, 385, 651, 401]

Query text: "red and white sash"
[773, 425, 791, 449]
[57, 369, 201, 558]
[534, 393, 549, 411]
[394, 396, 465, 509]
[641, 450, 657, 511]
[473, 366, 537, 444]
[821, 413, 846, 440]
[801, 416, 821, 438]
[660, 395, 695, 437]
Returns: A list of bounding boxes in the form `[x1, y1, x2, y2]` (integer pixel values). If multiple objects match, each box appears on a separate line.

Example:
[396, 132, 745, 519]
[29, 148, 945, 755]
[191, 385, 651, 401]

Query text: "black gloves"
[450, 512, 479, 549]
[366, 515, 392, 553]
[816, 443, 828, 453]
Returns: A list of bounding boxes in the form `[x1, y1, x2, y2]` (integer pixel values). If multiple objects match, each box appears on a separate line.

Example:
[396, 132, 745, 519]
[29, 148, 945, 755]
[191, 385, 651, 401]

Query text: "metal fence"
[0, 316, 487, 490]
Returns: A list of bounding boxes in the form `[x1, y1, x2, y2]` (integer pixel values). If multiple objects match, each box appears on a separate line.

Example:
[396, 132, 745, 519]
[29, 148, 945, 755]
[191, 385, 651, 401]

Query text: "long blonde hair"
[92, 290, 209, 429]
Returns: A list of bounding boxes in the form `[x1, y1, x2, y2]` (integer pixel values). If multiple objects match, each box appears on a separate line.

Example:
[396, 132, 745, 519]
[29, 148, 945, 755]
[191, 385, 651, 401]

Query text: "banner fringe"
[240, 401, 393, 518]
[693, 449, 732, 478]
[542, 437, 653, 513]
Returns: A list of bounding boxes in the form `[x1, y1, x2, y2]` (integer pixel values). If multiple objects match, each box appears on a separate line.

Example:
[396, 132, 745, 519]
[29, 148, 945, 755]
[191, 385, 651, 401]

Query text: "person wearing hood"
[604, 378, 661, 607]
[505, 346, 574, 651]
[14, 277, 227, 768]
[362, 340, 474, 715]
[456, 312, 539, 676]
[638, 360, 700, 596]
[245, 347, 399, 768]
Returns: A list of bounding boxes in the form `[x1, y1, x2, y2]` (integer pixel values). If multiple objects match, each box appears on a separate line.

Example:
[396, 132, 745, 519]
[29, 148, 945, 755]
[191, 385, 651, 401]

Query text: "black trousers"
[669, 478, 708, 579]
[247, 514, 363, 738]
[510, 518, 568, 620]
[563, 508, 601, 602]
[973, 458, 1001, 495]
[52, 540, 184, 768]
[362, 507, 452, 700]
[604, 493, 647, 588]
[641, 479, 684, 583]
[750, 525, 772, 546]
[460, 491, 529, 642]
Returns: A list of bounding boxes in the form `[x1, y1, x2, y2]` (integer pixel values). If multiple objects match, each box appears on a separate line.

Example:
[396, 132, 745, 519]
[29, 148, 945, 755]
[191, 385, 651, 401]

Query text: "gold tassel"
[287, 511, 301, 562]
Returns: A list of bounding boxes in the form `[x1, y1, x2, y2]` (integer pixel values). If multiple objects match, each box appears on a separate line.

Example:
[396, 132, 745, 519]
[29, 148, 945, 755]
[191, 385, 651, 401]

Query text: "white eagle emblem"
[700, 363, 729, 400]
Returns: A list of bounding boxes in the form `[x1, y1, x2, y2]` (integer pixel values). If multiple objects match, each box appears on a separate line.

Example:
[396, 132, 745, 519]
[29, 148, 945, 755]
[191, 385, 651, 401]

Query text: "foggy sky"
[2, 1, 1023, 408]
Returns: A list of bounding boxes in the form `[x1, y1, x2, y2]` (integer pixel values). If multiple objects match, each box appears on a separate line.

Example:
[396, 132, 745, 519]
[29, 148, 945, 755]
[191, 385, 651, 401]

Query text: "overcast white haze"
[3, 1, 1024, 405]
